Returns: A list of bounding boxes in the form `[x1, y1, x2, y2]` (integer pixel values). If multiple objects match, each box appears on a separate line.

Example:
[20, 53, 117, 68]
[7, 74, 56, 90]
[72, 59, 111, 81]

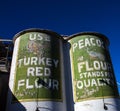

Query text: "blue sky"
[0, 0, 120, 92]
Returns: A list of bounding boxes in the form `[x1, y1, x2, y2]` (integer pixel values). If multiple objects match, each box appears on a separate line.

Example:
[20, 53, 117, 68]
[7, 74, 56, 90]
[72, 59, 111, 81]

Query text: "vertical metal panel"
[0, 72, 9, 111]
[0, 40, 13, 111]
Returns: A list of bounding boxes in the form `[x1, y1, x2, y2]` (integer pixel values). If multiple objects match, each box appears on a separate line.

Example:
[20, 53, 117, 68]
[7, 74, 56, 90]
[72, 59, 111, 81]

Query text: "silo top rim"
[67, 32, 110, 46]
[13, 28, 63, 42]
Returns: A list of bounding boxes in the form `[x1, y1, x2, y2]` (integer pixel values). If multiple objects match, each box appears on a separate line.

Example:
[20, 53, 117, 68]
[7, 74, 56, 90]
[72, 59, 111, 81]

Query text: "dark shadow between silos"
[5, 87, 27, 111]
[63, 40, 74, 111]
[0, 70, 26, 111]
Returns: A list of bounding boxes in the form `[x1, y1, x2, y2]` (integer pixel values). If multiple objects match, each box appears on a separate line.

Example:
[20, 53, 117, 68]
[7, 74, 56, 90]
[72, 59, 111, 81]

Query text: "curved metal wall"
[67, 32, 120, 111]
[6, 29, 67, 111]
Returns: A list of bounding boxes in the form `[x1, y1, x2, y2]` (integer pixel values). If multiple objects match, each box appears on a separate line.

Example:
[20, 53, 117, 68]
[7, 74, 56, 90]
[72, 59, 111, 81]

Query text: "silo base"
[74, 98, 120, 111]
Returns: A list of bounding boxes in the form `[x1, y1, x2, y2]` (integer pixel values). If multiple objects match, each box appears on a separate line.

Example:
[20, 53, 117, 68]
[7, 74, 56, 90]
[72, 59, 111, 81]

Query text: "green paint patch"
[69, 35, 119, 102]
[12, 32, 62, 102]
